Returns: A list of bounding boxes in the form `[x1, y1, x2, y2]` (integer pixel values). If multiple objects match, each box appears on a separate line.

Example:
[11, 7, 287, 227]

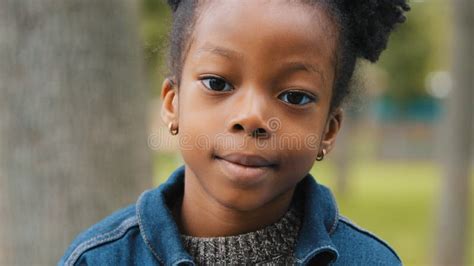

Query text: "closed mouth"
[213, 153, 277, 168]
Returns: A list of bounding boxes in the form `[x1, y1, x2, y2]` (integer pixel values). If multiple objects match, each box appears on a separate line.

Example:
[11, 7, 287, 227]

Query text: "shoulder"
[58, 204, 142, 266]
[331, 215, 402, 265]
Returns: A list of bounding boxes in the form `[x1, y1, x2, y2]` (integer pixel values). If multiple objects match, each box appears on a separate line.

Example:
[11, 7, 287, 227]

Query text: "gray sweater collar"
[180, 206, 302, 265]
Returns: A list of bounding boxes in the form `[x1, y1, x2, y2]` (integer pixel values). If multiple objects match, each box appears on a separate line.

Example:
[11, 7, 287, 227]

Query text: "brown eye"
[278, 91, 315, 105]
[201, 77, 233, 92]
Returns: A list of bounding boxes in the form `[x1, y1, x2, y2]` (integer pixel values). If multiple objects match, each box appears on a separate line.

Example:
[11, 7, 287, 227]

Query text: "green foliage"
[377, 0, 450, 107]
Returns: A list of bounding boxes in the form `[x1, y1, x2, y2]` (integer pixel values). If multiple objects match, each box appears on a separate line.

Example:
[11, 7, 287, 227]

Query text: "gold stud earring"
[316, 148, 326, 161]
[168, 122, 178, 135]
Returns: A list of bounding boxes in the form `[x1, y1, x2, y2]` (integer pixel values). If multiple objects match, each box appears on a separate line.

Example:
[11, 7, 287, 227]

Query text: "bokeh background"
[0, 0, 472, 265]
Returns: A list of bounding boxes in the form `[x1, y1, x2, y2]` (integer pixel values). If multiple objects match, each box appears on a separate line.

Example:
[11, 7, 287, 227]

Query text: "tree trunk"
[0, 1, 151, 265]
[434, 0, 473, 265]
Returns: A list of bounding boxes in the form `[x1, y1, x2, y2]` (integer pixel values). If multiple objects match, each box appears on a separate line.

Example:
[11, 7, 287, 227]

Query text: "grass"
[153, 152, 473, 266]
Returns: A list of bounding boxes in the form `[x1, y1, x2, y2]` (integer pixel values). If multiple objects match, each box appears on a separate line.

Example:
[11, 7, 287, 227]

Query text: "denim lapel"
[136, 165, 194, 265]
[294, 174, 340, 265]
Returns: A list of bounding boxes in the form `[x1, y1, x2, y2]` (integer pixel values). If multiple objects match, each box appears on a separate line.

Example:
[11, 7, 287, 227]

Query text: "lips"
[215, 153, 277, 168]
[214, 152, 278, 186]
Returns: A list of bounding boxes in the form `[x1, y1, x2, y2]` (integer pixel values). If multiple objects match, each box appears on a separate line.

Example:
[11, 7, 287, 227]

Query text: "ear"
[160, 78, 179, 127]
[320, 107, 343, 154]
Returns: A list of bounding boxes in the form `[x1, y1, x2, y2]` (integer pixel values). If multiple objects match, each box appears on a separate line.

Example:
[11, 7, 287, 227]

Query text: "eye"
[200, 76, 233, 92]
[278, 90, 315, 106]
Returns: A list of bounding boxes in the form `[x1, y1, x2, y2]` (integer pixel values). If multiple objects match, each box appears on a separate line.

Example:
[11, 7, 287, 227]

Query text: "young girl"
[60, 0, 409, 265]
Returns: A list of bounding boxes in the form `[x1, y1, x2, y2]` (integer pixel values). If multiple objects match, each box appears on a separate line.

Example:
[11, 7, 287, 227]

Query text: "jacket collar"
[137, 165, 339, 265]
[293, 173, 339, 265]
[136, 165, 194, 265]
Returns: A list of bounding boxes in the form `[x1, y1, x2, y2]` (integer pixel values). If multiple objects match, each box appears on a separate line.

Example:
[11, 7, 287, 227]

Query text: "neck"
[174, 168, 295, 237]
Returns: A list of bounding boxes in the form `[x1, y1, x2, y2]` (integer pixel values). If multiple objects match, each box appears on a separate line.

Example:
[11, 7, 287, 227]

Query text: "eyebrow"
[279, 61, 325, 84]
[195, 44, 244, 60]
[195, 43, 325, 84]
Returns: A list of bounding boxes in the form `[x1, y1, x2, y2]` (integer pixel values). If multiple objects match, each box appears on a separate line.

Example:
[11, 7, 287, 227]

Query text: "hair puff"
[337, 0, 410, 62]
[167, 0, 181, 12]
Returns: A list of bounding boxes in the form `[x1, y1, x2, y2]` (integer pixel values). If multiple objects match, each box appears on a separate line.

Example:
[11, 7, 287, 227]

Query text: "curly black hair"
[165, 0, 409, 112]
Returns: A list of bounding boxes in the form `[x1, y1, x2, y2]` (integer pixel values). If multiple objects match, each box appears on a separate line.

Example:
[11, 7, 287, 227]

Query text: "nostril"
[231, 123, 269, 138]
[251, 128, 268, 138]
[233, 124, 244, 131]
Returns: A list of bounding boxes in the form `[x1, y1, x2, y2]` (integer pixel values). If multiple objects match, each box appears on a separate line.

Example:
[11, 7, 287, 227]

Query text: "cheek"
[278, 136, 319, 172]
[178, 83, 218, 136]
[176, 93, 227, 165]
[273, 121, 325, 170]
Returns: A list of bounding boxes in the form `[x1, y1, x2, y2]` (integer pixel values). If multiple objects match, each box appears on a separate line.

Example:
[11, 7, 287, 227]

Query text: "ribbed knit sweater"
[180, 207, 302, 265]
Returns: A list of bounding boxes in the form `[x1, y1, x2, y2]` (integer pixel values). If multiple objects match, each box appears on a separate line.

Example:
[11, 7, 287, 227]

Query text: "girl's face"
[162, 0, 342, 211]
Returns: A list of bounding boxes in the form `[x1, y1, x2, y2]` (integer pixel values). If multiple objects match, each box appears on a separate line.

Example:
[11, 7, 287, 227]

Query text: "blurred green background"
[141, 1, 473, 265]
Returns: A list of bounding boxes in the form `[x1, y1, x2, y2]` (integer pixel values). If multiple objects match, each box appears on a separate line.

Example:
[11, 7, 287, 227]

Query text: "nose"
[226, 90, 272, 139]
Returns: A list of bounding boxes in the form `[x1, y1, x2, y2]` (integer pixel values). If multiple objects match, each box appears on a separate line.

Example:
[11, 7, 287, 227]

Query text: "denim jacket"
[59, 165, 402, 266]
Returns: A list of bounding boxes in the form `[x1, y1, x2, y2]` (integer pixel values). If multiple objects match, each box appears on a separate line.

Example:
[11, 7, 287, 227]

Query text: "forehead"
[191, 0, 338, 59]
